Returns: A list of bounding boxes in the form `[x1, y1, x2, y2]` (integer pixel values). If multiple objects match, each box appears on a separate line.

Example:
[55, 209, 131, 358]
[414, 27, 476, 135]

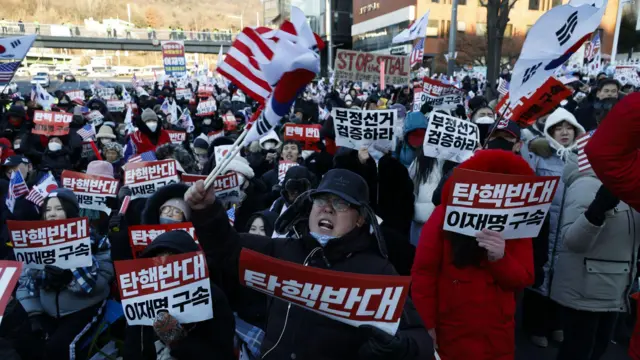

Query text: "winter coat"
[191, 200, 434, 360]
[411, 150, 535, 360]
[585, 92, 640, 213]
[396, 112, 427, 168]
[39, 148, 72, 182]
[16, 232, 114, 318]
[550, 154, 640, 312]
[130, 129, 172, 155]
[409, 159, 444, 224]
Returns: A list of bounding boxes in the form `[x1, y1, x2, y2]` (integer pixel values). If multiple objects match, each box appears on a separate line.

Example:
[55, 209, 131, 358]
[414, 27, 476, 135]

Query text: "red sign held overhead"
[284, 124, 322, 151]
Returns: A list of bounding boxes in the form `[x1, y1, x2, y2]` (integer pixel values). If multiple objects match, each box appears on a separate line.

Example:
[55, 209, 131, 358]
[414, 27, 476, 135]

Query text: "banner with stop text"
[239, 249, 411, 335]
[8, 217, 92, 269]
[124, 160, 180, 200]
[331, 108, 397, 151]
[128, 223, 199, 258]
[115, 252, 212, 325]
[334, 49, 410, 86]
[413, 77, 465, 111]
[283, 124, 322, 151]
[61, 170, 119, 215]
[161, 41, 187, 78]
[166, 130, 186, 144]
[496, 77, 572, 127]
[0, 261, 22, 326]
[33, 110, 72, 136]
[423, 112, 480, 163]
[444, 168, 560, 239]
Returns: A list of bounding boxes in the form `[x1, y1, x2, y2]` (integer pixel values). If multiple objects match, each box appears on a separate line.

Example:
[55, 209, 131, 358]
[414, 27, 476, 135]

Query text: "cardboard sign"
[213, 172, 241, 203]
[413, 78, 464, 111]
[423, 112, 480, 163]
[8, 218, 92, 270]
[65, 90, 84, 103]
[278, 161, 299, 185]
[128, 223, 198, 258]
[161, 41, 187, 77]
[196, 98, 217, 116]
[175, 88, 193, 100]
[123, 160, 180, 200]
[166, 130, 186, 144]
[444, 168, 560, 239]
[96, 88, 115, 98]
[61, 170, 118, 215]
[33, 110, 72, 136]
[496, 77, 572, 127]
[198, 84, 215, 98]
[0, 261, 22, 326]
[284, 124, 322, 151]
[331, 108, 397, 151]
[181, 174, 206, 186]
[115, 252, 212, 325]
[334, 49, 410, 86]
[239, 249, 411, 335]
[107, 100, 126, 113]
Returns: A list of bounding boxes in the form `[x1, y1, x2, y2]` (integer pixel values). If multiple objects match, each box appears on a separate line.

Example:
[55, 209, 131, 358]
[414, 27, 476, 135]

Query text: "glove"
[43, 265, 73, 291]
[29, 314, 47, 339]
[358, 325, 416, 360]
[528, 138, 554, 158]
[585, 185, 620, 226]
[153, 312, 186, 346]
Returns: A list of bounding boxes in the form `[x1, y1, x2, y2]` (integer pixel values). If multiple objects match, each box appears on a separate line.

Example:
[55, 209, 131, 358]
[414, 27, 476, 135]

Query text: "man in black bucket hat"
[184, 168, 433, 360]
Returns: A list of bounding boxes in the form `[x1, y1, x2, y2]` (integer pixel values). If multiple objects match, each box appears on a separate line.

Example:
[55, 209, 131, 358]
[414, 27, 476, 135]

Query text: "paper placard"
[33, 110, 72, 136]
[196, 98, 217, 116]
[61, 170, 118, 215]
[283, 124, 322, 151]
[128, 223, 199, 258]
[331, 108, 397, 151]
[123, 160, 180, 200]
[166, 130, 186, 144]
[423, 112, 480, 163]
[334, 49, 410, 86]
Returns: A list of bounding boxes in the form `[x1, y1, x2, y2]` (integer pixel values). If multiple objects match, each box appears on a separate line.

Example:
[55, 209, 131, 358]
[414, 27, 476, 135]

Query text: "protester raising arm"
[585, 92, 640, 212]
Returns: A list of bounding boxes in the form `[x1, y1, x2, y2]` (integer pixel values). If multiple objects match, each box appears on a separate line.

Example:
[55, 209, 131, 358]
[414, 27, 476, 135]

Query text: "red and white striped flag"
[26, 173, 58, 207]
[576, 130, 595, 172]
[410, 38, 425, 69]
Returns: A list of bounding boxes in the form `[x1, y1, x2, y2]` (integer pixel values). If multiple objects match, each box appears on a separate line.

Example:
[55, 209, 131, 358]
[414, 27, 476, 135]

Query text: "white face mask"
[475, 116, 495, 125]
[48, 142, 62, 151]
[100, 138, 112, 145]
[203, 119, 212, 125]
[14, 144, 20, 150]
[146, 121, 158, 132]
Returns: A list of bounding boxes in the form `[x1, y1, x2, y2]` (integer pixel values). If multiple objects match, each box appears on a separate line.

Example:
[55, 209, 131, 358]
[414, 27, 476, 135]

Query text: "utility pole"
[325, 0, 333, 73]
[447, 0, 458, 76]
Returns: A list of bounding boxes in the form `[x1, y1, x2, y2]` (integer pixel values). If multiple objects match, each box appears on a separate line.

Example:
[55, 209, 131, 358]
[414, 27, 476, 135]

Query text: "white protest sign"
[423, 112, 479, 163]
[196, 98, 217, 116]
[176, 88, 193, 100]
[123, 160, 180, 200]
[331, 108, 397, 151]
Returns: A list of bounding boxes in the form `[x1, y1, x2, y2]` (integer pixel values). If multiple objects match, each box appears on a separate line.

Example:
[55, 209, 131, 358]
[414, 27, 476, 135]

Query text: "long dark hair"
[414, 153, 456, 186]
[447, 231, 486, 268]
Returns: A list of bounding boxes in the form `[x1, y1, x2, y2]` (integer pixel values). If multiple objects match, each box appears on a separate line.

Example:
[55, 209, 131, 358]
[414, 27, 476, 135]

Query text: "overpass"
[25, 36, 230, 54]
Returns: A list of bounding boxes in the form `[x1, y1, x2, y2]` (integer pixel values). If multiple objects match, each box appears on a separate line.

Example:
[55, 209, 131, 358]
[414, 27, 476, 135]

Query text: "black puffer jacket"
[39, 148, 72, 181]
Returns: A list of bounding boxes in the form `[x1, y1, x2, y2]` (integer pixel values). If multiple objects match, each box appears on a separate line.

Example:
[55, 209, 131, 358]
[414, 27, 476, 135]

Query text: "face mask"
[48, 142, 62, 152]
[203, 119, 212, 125]
[146, 121, 158, 132]
[159, 217, 181, 224]
[100, 139, 112, 145]
[310, 232, 337, 247]
[486, 137, 515, 152]
[14, 144, 20, 150]
[475, 116, 495, 125]
[262, 142, 276, 150]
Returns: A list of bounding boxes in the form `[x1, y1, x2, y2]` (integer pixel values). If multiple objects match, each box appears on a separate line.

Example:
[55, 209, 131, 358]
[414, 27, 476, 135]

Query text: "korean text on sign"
[96, 88, 115, 98]
[166, 130, 186, 144]
[444, 168, 560, 239]
[331, 108, 397, 151]
[277, 161, 299, 185]
[61, 170, 119, 215]
[412, 88, 423, 112]
[196, 99, 217, 116]
[239, 249, 411, 335]
[115, 252, 212, 325]
[8, 218, 92, 269]
[284, 124, 322, 151]
[124, 160, 180, 200]
[416, 77, 465, 111]
[423, 112, 479, 163]
[175, 88, 192, 100]
[107, 100, 126, 113]
[128, 223, 199, 258]
[181, 174, 206, 186]
[198, 84, 214, 98]
[0, 261, 23, 326]
[213, 172, 241, 203]
[161, 41, 187, 77]
[33, 110, 72, 136]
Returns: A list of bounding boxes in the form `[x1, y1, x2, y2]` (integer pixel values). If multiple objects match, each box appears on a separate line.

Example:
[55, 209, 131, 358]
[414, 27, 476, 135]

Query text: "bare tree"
[480, 0, 518, 100]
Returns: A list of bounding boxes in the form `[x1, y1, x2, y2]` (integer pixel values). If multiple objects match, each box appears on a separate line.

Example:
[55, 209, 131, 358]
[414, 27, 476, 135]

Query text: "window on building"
[528, 0, 540, 10]
[551, 0, 562, 6]
[432, 0, 439, 3]
[504, 24, 513, 37]
[476, 22, 487, 36]
[427, 19, 440, 37]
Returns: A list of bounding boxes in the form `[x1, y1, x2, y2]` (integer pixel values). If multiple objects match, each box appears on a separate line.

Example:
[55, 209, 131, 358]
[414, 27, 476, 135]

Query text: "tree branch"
[479, 0, 489, 7]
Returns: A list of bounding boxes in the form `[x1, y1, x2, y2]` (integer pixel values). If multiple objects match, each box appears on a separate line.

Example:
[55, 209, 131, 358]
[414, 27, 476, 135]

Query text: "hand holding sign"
[184, 180, 216, 211]
[475, 229, 505, 262]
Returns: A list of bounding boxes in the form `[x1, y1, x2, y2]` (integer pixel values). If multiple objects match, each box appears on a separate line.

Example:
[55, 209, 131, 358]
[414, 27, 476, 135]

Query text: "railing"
[0, 21, 236, 42]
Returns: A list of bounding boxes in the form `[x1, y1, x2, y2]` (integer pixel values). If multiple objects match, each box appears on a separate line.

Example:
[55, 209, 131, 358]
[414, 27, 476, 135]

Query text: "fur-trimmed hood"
[141, 183, 190, 224]
[543, 107, 586, 156]
[155, 143, 198, 174]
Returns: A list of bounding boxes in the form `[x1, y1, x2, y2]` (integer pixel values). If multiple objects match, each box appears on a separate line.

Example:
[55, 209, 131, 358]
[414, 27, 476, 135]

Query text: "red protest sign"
[123, 160, 180, 200]
[496, 77, 572, 127]
[444, 168, 560, 239]
[8, 217, 92, 269]
[196, 98, 217, 116]
[115, 251, 212, 325]
[284, 124, 322, 151]
[415, 77, 465, 111]
[197, 84, 214, 98]
[61, 170, 119, 215]
[213, 172, 241, 203]
[166, 130, 186, 144]
[128, 222, 199, 258]
[33, 110, 72, 136]
[0, 261, 22, 326]
[181, 174, 207, 186]
[278, 161, 299, 184]
[239, 249, 411, 335]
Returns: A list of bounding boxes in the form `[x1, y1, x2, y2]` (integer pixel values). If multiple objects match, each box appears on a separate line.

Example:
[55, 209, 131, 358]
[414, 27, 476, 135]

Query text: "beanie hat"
[7, 105, 26, 119]
[160, 198, 191, 221]
[140, 230, 199, 258]
[141, 108, 159, 122]
[224, 156, 255, 179]
[96, 125, 116, 139]
[193, 138, 209, 151]
[87, 160, 114, 179]
[45, 188, 80, 218]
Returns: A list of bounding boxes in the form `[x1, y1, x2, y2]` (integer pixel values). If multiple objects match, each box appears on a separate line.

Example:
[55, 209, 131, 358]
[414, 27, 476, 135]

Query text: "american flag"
[76, 124, 96, 140]
[26, 173, 58, 207]
[576, 130, 595, 172]
[9, 171, 28, 197]
[0, 61, 20, 84]
[227, 205, 236, 225]
[127, 151, 157, 164]
[497, 78, 510, 96]
[410, 38, 425, 69]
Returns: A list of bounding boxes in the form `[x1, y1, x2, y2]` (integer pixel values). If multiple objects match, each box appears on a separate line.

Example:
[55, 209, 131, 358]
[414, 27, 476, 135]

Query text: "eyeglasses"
[161, 206, 182, 218]
[313, 195, 352, 212]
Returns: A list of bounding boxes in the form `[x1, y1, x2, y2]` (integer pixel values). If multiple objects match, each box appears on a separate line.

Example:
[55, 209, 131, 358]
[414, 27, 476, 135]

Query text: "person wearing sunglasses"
[184, 168, 433, 359]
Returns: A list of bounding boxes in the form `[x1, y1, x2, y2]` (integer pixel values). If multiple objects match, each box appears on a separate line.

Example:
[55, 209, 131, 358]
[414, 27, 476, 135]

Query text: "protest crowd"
[0, 2, 639, 360]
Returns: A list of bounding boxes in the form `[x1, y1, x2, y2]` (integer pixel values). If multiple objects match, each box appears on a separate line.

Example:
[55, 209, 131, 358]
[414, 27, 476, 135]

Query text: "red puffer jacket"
[411, 150, 535, 360]
[130, 129, 171, 155]
[585, 92, 640, 212]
